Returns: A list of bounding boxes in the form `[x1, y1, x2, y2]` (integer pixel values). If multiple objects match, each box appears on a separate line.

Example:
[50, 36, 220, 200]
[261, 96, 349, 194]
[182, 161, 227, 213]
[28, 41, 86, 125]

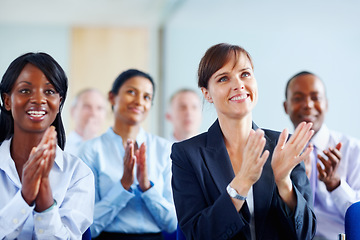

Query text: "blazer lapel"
[201, 120, 235, 194]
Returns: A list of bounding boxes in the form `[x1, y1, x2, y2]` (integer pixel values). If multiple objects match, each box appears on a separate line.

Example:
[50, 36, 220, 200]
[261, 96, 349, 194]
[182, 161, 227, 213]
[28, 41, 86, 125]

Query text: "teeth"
[231, 95, 247, 100]
[27, 110, 45, 117]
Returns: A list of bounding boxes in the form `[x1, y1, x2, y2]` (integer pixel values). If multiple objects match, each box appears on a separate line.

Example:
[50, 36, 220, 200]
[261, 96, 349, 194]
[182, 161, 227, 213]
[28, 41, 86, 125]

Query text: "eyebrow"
[126, 85, 153, 96]
[213, 67, 252, 79]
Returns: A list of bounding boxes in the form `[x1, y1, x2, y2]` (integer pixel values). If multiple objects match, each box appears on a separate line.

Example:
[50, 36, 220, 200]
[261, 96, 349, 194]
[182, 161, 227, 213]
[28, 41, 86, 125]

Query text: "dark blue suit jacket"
[171, 120, 316, 240]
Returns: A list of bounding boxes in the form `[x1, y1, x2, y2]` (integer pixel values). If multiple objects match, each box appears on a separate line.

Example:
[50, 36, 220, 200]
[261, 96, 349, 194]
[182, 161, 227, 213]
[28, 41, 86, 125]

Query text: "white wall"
[162, 0, 360, 138]
[2, 0, 360, 139]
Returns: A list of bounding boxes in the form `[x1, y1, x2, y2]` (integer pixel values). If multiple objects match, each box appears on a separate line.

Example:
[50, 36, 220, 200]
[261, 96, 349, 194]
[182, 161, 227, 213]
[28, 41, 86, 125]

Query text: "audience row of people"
[1, 43, 359, 240]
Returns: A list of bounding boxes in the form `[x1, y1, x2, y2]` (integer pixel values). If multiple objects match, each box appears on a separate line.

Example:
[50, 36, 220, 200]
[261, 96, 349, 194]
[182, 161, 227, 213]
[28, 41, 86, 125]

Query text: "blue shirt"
[79, 127, 177, 237]
[0, 138, 94, 240]
[65, 131, 84, 156]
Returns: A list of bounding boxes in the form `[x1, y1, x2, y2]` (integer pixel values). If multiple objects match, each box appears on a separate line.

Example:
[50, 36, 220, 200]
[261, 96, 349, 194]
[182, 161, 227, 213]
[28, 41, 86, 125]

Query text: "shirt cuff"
[331, 179, 356, 215]
[103, 181, 135, 207]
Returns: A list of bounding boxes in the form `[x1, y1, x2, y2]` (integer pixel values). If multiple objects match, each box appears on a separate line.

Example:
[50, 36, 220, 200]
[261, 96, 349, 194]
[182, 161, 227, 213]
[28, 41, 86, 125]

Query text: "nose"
[233, 77, 245, 91]
[30, 90, 46, 105]
[304, 96, 314, 108]
[134, 93, 143, 105]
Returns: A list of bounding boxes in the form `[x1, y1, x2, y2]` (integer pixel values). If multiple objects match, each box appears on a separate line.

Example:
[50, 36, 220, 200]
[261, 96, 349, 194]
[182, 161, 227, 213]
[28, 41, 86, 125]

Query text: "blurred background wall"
[1, 0, 360, 138]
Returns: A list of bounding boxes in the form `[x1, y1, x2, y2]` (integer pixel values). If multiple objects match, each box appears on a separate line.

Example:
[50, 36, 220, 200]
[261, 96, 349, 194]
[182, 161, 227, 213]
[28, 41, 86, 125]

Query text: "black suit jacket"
[171, 120, 316, 240]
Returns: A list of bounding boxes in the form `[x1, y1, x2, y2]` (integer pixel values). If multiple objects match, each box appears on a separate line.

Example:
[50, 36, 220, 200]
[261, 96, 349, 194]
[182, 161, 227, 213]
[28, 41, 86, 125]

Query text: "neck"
[113, 121, 140, 147]
[218, 114, 252, 151]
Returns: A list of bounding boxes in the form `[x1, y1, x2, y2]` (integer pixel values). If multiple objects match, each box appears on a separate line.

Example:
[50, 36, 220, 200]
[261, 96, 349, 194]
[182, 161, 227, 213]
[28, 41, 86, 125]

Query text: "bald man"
[65, 88, 107, 156]
[166, 89, 202, 142]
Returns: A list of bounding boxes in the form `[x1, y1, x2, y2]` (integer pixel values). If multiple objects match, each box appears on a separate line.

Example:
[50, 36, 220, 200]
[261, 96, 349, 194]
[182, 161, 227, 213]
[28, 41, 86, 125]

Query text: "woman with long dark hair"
[0, 52, 94, 239]
[79, 69, 177, 239]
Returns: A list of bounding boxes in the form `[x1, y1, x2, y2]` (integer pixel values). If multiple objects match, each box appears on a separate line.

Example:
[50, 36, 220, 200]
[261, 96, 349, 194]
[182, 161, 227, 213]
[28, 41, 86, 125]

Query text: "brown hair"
[198, 43, 253, 89]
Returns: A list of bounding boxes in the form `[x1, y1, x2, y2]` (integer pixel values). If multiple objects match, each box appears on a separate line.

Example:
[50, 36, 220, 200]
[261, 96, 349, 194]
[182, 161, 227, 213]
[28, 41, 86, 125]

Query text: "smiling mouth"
[27, 110, 46, 118]
[230, 94, 248, 101]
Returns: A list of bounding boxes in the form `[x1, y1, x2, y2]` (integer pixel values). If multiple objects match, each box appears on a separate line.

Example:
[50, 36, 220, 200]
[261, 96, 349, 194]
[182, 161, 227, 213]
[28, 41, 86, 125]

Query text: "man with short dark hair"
[283, 71, 360, 240]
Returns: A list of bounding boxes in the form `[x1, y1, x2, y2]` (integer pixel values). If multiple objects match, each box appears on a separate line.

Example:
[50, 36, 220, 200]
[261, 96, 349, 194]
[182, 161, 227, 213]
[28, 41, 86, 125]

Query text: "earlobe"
[201, 87, 213, 103]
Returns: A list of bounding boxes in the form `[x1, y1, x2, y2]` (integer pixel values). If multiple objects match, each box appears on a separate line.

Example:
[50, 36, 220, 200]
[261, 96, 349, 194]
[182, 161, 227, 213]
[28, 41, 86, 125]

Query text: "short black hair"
[285, 71, 316, 100]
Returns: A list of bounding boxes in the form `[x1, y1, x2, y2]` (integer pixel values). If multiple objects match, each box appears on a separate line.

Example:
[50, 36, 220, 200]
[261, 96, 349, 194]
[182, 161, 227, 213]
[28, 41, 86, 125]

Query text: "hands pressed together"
[121, 139, 151, 192]
[21, 126, 57, 212]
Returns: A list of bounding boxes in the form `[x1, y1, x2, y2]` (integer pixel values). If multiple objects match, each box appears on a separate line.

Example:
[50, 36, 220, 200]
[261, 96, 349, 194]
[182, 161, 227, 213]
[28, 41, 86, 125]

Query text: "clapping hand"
[317, 142, 342, 192]
[21, 126, 57, 211]
[271, 122, 314, 209]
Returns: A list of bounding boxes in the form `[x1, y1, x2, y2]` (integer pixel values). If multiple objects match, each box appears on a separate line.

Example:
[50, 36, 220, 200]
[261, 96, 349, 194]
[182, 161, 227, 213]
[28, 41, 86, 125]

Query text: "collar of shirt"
[108, 127, 147, 148]
[311, 124, 330, 151]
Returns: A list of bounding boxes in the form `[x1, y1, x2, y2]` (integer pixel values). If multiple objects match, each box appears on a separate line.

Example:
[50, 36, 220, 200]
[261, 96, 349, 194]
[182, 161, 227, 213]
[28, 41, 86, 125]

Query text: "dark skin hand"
[21, 126, 56, 212]
[317, 142, 342, 192]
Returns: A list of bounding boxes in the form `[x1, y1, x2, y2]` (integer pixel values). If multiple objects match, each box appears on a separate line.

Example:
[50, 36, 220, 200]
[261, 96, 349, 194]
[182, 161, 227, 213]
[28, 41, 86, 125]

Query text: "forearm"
[141, 185, 177, 233]
[0, 191, 34, 239]
[91, 181, 134, 237]
[276, 177, 297, 211]
[35, 179, 54, 212]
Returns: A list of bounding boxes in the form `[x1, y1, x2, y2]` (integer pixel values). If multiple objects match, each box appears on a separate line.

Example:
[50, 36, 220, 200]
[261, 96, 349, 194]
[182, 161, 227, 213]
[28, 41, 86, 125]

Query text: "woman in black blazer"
[171, 43, 316, 240]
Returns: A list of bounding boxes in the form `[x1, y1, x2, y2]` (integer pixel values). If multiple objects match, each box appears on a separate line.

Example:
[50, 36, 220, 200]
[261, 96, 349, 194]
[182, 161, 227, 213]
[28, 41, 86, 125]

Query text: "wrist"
[326, 178, 341, 192]
[227, 184, 247, 201]
[138, 181, 153, 192]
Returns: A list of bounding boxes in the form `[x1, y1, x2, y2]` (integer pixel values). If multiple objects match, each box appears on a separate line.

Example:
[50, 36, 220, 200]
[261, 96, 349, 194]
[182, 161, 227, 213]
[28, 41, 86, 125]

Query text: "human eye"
[218, 76, 228, 83]
[144, 94, 152, 101]
[241, 72, 251, 78]
[127, 89, 135, 95]
[19, 89, 30, 94]
[45, 89, 56, 95]
[291, 96, 303, 103]
[311, 94, 321, 101]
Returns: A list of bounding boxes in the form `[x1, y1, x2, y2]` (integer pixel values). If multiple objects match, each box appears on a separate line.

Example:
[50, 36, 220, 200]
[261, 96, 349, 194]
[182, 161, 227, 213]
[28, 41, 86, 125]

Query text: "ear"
[283, 101, 288, 114]
[108, 91, 115, 106]
[201, 87, 213, 103]
[165, 112, 172, 122]
[325, 98, 329, 113]
[2, 93, 11, 111]
[58, 96, 63, 114]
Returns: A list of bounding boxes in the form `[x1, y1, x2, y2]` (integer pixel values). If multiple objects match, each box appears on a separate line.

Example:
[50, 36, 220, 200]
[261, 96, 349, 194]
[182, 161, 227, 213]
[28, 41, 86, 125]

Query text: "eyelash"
[217, 72, 251, 82]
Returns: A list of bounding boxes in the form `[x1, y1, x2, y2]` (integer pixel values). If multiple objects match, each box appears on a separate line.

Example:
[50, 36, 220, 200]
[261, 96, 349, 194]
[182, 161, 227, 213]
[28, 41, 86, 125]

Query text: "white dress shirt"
[0, 138, 95, 240]
[310, 124, 360, 240]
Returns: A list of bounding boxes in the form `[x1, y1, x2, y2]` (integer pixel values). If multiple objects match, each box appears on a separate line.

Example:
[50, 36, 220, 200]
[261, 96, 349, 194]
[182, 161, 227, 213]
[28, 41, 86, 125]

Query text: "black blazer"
[171, 120, 316, 240]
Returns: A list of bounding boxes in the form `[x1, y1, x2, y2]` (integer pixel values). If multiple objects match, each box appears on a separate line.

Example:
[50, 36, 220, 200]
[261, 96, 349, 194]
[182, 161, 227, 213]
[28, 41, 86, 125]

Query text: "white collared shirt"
[0, 138, 95, 239]
[310, 124, 360, 239]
